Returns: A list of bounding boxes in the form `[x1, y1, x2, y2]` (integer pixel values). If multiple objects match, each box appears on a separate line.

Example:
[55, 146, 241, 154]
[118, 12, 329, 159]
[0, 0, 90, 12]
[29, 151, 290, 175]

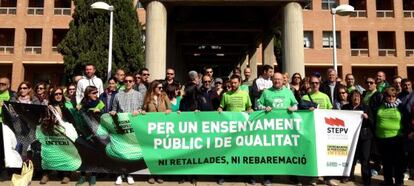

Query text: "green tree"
[58, 0, 145, 80]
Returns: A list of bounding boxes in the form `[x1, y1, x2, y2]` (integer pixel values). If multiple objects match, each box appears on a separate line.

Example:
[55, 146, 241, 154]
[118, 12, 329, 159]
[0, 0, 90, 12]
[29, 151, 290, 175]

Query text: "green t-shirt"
[0, 90, 11, 123]
[377, 82, 389, 93]
[171, 96, 181, 112]
[362, 90, 376, 105]
[239, 85, 249, 93]
[117, 83, 125, 91]
[375, 105, 402, 138]
[258, 87, 298, 110]
[301, 91, 333, 109]
[35, 125, 81, 171]
[98, 113, 143, 161]
[220, 89, 252, 112]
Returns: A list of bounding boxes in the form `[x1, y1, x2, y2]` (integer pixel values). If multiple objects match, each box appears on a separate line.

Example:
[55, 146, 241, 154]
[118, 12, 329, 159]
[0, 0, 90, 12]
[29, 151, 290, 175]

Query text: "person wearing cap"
[180, 71, 201, 111]
[214, 78, 225, 97]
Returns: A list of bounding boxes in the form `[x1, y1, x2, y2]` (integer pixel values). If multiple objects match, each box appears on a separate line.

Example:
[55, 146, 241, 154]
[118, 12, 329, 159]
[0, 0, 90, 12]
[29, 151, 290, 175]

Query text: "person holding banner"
[374, 87, 407, 186]
[217, 75, 252, 113]
[257, 72, 298, 112]
[143, 80, 171, 184]
[38, 87, 79, 184]
[341, 90, 373, 185]
[109, 75, 144, 185]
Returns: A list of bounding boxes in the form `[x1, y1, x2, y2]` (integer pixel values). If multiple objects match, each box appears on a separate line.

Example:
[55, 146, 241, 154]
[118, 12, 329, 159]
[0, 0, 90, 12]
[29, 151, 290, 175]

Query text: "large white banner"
[314, 109, 363, 176]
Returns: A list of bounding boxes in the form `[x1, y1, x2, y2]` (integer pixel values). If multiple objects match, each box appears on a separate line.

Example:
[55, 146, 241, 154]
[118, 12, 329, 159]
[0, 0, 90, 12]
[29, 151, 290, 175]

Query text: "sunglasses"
[142, 73, 150, 76]
[204, 81, 212, 83]
[366, 81, 374, 85]
[310, 82, 319, 85]
[339, 92, 347, 94]
[55, 93, 63, 96]
[0, 83, 7, 86]
[206, 71, 213, 73]
[37, 87, 45, 90]
[91, 91, 98, 94]
[385, 95, 396, 98]
[215, 82, 222, 84]
[293, 76, 301, 79]
[68, 88, 75, 91]
[124, 80, 134, 83]
[156, 86, 163, 89]
[20, 87, 29, 90]
[167, 73, 174, 75]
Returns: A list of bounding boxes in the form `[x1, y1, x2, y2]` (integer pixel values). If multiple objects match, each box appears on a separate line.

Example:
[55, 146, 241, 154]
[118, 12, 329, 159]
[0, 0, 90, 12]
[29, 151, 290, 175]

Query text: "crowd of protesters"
[1, 63, 414, 186]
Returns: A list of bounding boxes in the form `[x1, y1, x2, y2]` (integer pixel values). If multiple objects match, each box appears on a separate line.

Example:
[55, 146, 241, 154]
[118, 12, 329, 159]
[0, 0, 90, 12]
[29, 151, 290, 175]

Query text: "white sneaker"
[127, 176, 135, 185]
[115, 175, 123, 185]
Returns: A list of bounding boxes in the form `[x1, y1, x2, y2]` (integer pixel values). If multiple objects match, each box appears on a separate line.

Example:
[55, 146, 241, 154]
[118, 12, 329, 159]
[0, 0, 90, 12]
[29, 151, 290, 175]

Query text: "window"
[322, 0, 338, 10]
[52, 29, 68, 53]
[303, 2, 312, 10]
[0, 0, 17, 14]
[0, 28, 15, 54]
[322, 31, 341, 48]
[376, 0, 394, 18]
[405, 32, 414, 57]
[349, 0, 367, 17]
[25, 29, 42, 54]
[304, 31, 313, 48]
[403, 0, 414, 17]
[54, 0, 71, 15]
[378, 31, 396, 56]
[350, 31, 369, 56]
[28, 0, 44, 15]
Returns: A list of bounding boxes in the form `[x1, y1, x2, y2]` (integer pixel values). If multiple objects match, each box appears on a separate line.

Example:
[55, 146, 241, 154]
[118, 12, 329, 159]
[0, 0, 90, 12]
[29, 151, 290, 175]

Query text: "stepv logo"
[325, 117, 348, 134]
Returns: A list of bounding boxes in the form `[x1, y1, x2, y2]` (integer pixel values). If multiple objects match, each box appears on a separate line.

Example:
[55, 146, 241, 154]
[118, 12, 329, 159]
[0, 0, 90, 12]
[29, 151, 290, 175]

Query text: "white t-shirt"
[255, 76, 273, 91]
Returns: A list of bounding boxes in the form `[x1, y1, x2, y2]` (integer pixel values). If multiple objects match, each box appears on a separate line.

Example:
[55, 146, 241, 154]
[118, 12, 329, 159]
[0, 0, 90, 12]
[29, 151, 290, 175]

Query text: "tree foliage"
[58, 0, 145, 80]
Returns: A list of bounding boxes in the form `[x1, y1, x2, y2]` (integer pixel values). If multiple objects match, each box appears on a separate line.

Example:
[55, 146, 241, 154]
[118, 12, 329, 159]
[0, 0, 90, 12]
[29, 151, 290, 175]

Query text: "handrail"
[0, 7, 17, 15]
[54, 8, 71, 15]
[27, 7, 44, 15]
[376, 10, 394, 18]
[0, 46, 14, 54]
[403, 10, 414, 18]
[350, 10, 367, 18]
[350, 48, 369, 56]
[24, 46, 42, 54]
[406, 49, 414, 57]
[378, 49, 396, 56]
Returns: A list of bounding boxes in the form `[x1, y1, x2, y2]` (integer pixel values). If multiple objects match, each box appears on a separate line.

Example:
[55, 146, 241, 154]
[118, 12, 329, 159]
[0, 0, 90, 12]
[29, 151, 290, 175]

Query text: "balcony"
[25, 46, 41, 54]
[54, 8, 71, 15]
[378, 49, 396, 57]
[28, 0, 44, 15]
[0, 7, 16, 14]
[407, 49, 414, 57]
[0, 46, 13, 54]
[350, 10, 367, 18]
[351, 49, 369, 56]
[376, 10, 394, 18]
[403, 0, 414, 17]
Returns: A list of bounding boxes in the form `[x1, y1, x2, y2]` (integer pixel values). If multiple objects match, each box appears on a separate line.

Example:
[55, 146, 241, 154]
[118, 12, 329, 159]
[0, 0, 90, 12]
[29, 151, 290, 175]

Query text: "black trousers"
[350, 136, 372, 185]
[377, 136, 406, 185]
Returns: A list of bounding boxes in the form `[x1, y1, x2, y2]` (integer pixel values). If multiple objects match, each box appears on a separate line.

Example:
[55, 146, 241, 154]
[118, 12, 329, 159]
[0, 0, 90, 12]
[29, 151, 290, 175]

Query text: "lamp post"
[331, 4, 354, 73]
[91, 2, 114, 81]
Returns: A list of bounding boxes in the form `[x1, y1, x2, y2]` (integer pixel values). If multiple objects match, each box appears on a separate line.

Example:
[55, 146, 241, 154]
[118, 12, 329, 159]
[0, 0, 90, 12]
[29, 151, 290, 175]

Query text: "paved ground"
[2, 164, 414, 186]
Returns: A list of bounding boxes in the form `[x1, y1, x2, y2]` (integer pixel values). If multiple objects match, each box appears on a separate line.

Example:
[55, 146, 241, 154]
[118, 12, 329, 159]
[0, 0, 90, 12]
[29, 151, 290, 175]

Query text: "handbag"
[11, 160, 34, 186]
[298, 93, 318, 110]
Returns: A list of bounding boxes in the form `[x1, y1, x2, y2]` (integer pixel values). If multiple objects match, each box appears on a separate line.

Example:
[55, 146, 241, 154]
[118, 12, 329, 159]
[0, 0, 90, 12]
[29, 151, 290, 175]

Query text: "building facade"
[0, 0, 413, 89]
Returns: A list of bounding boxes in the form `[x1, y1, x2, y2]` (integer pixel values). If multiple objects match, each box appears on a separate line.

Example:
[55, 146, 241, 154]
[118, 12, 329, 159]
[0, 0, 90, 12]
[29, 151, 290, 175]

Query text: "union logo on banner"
[324, 117, 345, 127]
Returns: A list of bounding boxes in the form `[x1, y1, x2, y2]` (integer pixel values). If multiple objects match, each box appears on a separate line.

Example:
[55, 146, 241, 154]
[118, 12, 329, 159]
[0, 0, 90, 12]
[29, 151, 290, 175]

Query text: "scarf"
[18, 96, 31, 104]
[384, 98, 401, 108]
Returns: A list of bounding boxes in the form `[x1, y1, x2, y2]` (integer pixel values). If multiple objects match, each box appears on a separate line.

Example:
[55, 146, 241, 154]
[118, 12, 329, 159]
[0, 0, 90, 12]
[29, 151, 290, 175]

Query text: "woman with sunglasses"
[34, 82, 49, 105]
[11, 81, 40, 104]
[142, 80, 171, 184]
[38, 87, 80, 184]
[65, 83, 77, 107]
[334, 86, 349, 110]
[374, 87, 407, 186]
[290, 73, 302, 102]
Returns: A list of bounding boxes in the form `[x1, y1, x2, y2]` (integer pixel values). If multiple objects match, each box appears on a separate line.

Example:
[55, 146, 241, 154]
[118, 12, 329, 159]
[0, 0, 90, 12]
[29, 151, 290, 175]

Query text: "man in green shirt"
[218, 75, 252, 112]
[0, 77, 13, 123]
[301, 76, 333, 110]
[376, 71, 389, 93]
[258, 72, 298, 112]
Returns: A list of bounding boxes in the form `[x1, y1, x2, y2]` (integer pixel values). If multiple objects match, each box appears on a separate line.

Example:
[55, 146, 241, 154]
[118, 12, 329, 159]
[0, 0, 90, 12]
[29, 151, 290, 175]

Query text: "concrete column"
[145, 1, 167, 80]
[248, 47, 259, 79]
[282, 2, 305, 76]
[262, 36, 276, 66]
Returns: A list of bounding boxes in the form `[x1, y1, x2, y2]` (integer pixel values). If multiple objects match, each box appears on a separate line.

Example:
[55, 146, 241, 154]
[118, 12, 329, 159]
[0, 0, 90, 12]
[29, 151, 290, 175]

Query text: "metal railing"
[403, 10, 414, 18]
[52, 46, 59, 53]
[0, 7, 17, 14]
[376, 10, 394, 18]
[24, 46, 42, 54]
[27, 7, 44, 15]
[350, 48, 369, 56]
[406, 49, 414, 57]
[54, 8, 71, 15]
[0, 46, 14, 54]
[378, 49, 396, 56]
[350, 10, 367, 18]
